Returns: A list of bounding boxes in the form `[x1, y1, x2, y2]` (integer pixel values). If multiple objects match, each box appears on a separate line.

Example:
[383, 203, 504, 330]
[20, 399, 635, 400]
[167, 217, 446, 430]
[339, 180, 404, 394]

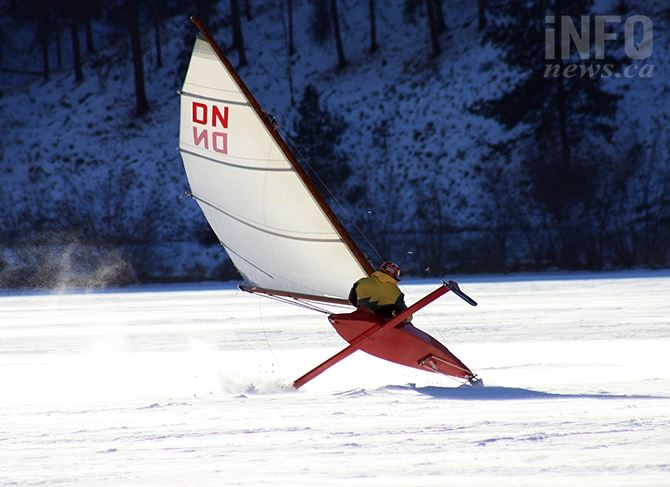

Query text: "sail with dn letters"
[178, 25, 372, 301]
[179, 17, 482, 389]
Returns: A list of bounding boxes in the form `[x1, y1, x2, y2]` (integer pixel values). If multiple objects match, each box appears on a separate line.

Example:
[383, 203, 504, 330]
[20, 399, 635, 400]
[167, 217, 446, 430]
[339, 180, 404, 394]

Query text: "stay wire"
[257, 295, 291, 380]
[258, 296, 277, 361]
[278, 121, 470, 378]
[258, 291, 333, 314]
[401, 281, 451, 347]
[284, 130, 452, 346]
[283, 134, 385, 264]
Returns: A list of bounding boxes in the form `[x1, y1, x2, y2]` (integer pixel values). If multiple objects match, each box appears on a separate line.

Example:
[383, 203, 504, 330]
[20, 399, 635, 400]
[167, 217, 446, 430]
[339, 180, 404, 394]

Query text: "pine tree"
[330, 0, 346, 68]
[369, 0, 378, 53]
[287, 0, 295, 55]
[432, 0, 446, 33]
[68, 0, 83, 81]
[402, 0, 419, 24]
[53, 0, 63, 69]
[476, 0, 487, 31]
[40, 0, 50, 80]
[472, 0, 621, 266]
[425, 0, 440, 56]
[149, 0, 164, 68]
[82, 0, 98, 54]
[291, 85, 351, 191]
[404, 0, 442, 57]
[309, 0, 347, 68]
[279, 0, 295, 104]
[126, 0, 149, 116]
[230, 0, 247, 66]
[473, 0, 619, 213]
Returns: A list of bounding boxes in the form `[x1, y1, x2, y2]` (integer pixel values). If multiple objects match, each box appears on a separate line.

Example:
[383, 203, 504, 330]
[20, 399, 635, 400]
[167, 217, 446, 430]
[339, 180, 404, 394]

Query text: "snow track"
[1, 272, 669, 485]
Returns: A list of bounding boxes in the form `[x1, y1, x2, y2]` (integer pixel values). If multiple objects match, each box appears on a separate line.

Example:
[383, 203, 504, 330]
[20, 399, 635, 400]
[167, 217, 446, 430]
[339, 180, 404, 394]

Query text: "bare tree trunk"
[68, 0, 83, 81]
[425, 0, 440, 57]
[83, 1, 94, 53]
[477, 0, 487, 31]
[432, 0, 446, 33]
[556, 76, 570, 173]
[40, 0, 50, 81]
[330, 0, 346, 68]
[554, 2, 569, 174]
[51, 0, 63, 69]
[126, 0, 149, 116]
[230, 0, 247, 66]
[151, 0, 163, 68]
[288, 0, 295, 55]
[244, 0, 252, 20]
[369, 0, 378, 53]
[279, 0, 294, 105]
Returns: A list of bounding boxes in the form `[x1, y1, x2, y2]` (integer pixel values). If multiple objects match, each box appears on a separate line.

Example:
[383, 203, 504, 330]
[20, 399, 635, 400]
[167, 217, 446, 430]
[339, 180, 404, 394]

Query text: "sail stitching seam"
[180, 89, 250, 106]
[192, 194, 344, 242]
[180, 147, 291, 171]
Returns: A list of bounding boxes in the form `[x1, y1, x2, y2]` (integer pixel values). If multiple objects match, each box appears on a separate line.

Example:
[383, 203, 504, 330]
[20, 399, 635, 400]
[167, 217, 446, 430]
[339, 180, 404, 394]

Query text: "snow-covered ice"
[1, 272, 669, 486]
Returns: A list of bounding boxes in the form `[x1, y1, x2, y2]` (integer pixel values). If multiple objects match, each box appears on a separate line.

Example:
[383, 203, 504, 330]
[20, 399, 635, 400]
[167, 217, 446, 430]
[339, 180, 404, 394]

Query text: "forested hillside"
[1, 0, 668, 288]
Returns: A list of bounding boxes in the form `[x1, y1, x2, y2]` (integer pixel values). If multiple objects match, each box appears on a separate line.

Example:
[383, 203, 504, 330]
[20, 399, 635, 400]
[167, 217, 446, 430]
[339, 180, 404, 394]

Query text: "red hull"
[329, 310, 473, 380]
[292, 282, 478, 388]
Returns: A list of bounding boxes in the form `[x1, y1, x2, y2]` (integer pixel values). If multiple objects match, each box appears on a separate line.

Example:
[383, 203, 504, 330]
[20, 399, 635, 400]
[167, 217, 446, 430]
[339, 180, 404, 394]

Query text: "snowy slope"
[1, 0, 669, 284]
[1, 272, 669, 485]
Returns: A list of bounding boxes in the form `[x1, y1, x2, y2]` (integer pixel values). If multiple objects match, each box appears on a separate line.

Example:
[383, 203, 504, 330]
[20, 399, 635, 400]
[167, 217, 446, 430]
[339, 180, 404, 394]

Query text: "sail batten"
[179, 148, 292, 171]
[179, 17, 371, 300]
[180, 91, 251, 106]
[191, 193, 345, 243]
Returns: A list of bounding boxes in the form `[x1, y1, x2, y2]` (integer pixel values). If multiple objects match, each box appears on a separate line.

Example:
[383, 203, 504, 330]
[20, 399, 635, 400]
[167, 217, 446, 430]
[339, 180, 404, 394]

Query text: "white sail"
[178, 36, 369, 299]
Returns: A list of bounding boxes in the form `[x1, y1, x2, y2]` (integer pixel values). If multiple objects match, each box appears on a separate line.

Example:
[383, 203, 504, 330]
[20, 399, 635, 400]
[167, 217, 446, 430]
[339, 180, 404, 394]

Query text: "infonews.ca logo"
[544, 15, 654, 79]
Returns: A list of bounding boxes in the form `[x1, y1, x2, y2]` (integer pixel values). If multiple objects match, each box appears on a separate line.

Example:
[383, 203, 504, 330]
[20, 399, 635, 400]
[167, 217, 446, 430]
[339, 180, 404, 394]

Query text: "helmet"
[378, 261, 401, 281]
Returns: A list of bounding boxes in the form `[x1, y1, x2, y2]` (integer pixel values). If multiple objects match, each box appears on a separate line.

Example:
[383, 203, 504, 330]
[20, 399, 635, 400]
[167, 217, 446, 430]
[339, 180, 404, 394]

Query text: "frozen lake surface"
[1, 271, 669, 486]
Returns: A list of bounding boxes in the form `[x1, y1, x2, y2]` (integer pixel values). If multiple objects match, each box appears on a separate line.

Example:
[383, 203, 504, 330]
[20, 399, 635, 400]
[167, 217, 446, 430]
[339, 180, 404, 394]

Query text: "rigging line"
[285, 133, 443, 335]
[259, 292, 332, 314]
[280, 296, 332, 314]
[258, 295, 277, 362]
[291, 138, 384, 262]
[283, 135, 385, 263]
[257, 295, 288, 380]
[421, 351, 476, 377]
[447, 375, 470, 387]
[400, 283, 450, 346]
[220, 242, 274, 280]
[445, 360, 476, 376]
[425, 314, 449, 346]
[276, 0, 294, 106]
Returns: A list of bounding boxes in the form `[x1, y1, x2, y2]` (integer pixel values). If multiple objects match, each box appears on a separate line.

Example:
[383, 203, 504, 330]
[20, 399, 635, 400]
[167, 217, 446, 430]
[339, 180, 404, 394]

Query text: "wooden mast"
[189, 16, 374, 277]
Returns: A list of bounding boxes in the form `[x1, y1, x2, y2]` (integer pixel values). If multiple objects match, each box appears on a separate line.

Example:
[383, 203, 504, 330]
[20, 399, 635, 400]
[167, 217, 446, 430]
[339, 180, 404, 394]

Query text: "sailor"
[348, 261, 412, 323]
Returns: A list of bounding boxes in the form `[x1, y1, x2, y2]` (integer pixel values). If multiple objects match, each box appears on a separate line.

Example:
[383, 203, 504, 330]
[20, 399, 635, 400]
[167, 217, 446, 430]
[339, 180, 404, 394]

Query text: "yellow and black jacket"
[348, 271, 412, 321]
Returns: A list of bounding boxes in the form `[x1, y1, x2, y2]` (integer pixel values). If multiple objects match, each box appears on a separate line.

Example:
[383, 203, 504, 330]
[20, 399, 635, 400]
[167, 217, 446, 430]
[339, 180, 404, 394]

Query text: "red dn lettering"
[191, 101, 229, 154]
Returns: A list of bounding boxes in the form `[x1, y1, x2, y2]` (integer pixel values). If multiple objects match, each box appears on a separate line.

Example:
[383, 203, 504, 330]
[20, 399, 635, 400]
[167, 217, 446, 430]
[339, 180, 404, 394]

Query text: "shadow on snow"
[381, 384, 668, 401]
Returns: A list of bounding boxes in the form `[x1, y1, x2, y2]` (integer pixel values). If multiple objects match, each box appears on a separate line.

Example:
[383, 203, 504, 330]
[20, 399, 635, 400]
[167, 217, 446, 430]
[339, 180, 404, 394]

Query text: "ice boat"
[178, 16, 482, 388]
